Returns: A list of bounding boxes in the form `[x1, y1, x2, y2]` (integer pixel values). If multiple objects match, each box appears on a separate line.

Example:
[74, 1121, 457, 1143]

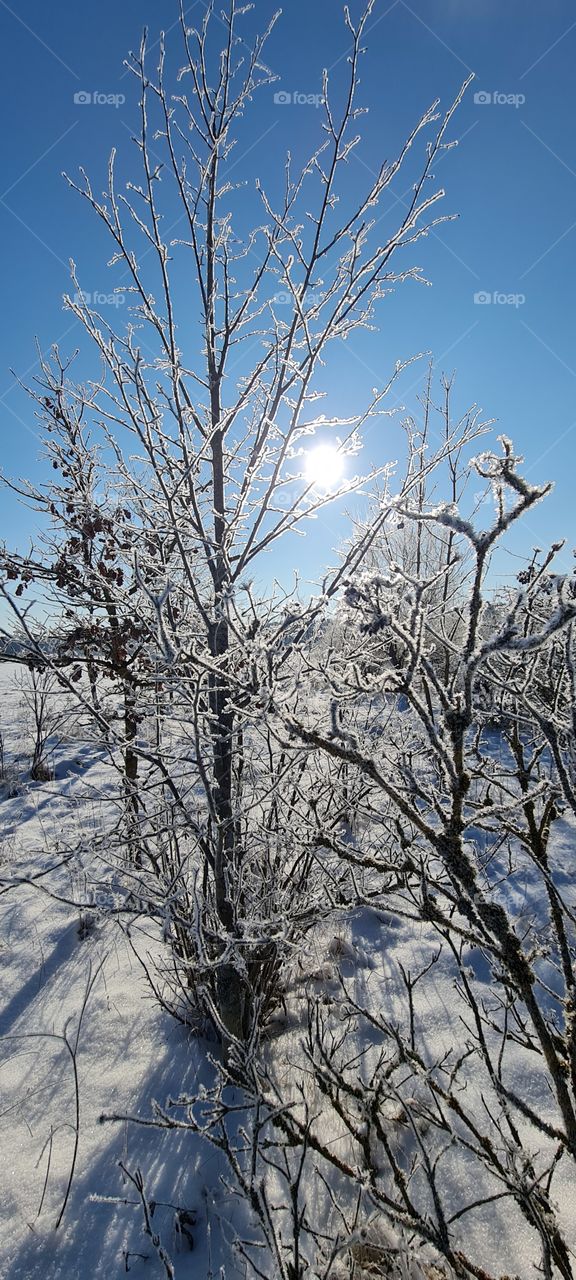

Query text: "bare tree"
[19, 664, 72, 781]
[264, 408, 576, 1276]
[94, 384, 576, 1280]
[0, 1, 471, 1042]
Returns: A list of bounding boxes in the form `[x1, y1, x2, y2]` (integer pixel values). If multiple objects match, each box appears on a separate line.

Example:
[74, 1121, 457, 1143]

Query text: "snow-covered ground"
[0, 664, 237, 1279]
[1, 662, 575, 1279]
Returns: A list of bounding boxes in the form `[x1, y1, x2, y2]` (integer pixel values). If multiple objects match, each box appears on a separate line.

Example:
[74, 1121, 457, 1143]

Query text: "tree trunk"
[123, 680, 141, 866]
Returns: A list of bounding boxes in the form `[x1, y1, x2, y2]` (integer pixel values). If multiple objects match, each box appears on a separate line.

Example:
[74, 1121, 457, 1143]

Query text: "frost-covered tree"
[262, 409, 576, 1277]
[0, 1, 470, 1042]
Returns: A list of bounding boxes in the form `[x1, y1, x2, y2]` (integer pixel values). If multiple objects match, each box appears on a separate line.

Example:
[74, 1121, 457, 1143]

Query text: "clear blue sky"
[1, 0, 575, 597]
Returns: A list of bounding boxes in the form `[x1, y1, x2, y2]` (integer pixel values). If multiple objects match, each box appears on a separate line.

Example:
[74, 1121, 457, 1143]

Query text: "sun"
[304, 443, 345, 490]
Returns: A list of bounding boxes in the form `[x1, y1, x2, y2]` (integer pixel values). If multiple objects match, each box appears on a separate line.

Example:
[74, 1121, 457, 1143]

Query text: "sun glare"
[304, 443, 345, 490]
